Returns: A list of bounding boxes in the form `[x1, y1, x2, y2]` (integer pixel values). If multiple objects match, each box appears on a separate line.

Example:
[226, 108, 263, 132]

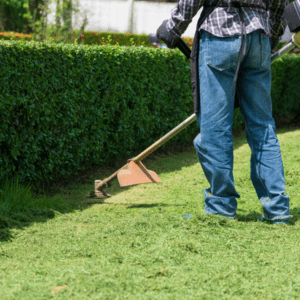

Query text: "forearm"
[167, 0, 205, 38]
[269, 0, 289, 38]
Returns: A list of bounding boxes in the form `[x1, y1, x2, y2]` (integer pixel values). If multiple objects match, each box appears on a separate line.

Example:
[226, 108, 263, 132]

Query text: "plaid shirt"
[168, 0, 289, 38]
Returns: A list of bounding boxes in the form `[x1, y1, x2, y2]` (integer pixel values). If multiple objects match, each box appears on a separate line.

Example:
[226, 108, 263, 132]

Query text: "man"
[157, 0, 291, 224]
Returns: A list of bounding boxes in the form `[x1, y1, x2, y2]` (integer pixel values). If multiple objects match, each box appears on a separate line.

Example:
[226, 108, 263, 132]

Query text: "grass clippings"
[0, 127, 299, 300]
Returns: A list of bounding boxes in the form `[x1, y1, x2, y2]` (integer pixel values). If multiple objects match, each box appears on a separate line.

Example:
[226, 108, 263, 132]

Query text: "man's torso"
[199, 0, 270, 37]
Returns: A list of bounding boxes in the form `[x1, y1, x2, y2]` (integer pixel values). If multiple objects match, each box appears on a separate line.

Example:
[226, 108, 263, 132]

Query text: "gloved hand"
[156, 20, 180, 49]
[270, 36, 280, 53]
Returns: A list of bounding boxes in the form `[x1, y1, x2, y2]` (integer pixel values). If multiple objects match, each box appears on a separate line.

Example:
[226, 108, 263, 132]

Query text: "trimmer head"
[88, 180, 111, 199]
[88, 161, 161, 199]
[117, 161, 161, 187]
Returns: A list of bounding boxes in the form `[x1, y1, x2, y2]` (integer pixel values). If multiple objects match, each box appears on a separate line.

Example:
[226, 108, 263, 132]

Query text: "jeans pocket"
[206, 33, 241, 72]
[260, 32, 271, 70]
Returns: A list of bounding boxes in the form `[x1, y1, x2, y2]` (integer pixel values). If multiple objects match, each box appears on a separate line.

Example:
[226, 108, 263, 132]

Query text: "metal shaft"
[132, 113, 196, 162]
[101, 163, 129, 185]
[271, 40, 295, 61]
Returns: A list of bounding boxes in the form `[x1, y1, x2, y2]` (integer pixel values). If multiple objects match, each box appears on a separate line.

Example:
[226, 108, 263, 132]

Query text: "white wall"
[72, 0, 132, 34]
[48, 0, 203, 38]
[48, 0, 291, 41]
[128, 1, 203, 37]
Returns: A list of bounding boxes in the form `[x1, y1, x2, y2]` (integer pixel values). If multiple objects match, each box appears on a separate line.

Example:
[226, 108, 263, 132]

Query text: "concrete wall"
[48, 0, 203, 38]
[48, 0, 291, 40]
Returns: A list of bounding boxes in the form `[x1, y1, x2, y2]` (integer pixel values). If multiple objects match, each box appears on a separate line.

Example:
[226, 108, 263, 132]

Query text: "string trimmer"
[88, 2, 300, 199]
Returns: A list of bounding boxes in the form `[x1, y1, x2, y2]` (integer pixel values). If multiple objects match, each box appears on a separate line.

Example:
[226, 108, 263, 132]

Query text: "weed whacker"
[88, 2, 300, 199]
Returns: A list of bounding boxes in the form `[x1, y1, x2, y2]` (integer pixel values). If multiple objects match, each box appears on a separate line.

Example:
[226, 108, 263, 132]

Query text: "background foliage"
[271, 53, 300, 122]
[0, 0, 79, 42]
[0, 40, 196, 185]
[0, 0, 44, 33]
[0, 30, 194, 50]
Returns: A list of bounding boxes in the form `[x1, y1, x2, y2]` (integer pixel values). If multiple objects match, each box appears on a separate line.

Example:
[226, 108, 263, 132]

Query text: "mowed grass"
[0, 127, 300, 300]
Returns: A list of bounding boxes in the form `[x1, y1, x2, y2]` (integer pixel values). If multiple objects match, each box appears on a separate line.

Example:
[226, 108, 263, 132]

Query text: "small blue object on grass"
[181, 214, 193, 219]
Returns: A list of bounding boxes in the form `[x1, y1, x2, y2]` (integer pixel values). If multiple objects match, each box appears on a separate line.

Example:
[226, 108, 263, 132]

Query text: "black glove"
[270, 36, 280, 53]
[156, 20, 180, 49]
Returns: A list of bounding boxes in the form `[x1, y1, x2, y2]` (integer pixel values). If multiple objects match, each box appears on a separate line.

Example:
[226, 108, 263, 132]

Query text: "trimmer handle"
[149, 34, 191, 59]
[175, 38, 191, 59]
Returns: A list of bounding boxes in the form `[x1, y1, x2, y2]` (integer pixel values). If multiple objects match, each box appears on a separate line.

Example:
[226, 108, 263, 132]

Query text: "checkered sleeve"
[269, 0, 289, 38]
[167, 0, 206, 37]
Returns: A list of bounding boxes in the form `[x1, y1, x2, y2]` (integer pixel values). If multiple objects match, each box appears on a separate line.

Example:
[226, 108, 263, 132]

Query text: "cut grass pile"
[0, 127, 300, 299]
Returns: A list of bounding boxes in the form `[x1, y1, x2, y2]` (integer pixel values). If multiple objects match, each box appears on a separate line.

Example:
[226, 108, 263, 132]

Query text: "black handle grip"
[175, 38, 191, 60]
[148, 34, 191, 59]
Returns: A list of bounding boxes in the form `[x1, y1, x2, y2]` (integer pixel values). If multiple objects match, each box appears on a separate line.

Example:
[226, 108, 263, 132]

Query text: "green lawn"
[0, 127, 300, 299]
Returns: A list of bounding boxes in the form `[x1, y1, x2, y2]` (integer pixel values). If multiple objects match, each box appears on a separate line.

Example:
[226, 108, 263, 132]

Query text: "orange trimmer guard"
[117, 161, 161, 187]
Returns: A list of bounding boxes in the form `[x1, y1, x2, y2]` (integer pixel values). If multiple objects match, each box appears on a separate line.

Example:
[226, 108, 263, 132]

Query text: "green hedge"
[0, 40, 195, 184]
[0, 40, 299, 185]
[271, 54, 300, 121]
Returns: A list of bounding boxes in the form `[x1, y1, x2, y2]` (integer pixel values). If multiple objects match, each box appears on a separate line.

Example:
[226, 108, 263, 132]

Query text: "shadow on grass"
[125, 203, 187, 209]
[289, 208, 300, 225]
[42, 128, 251, 202]
[236, 211, 262, 223]
[0, 192, 85, 243]
[236, 207, 300, 225]
[0, 209, 58, 242]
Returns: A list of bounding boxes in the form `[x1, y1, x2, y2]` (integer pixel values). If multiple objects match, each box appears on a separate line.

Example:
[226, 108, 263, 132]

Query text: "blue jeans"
[193, 30, 290, 221]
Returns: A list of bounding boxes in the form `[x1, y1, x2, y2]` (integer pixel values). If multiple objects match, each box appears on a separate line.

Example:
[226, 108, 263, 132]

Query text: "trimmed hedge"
[0, 41, 299, 185]
[271, 54, 300, 121]
[0, 40, 195, 184]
